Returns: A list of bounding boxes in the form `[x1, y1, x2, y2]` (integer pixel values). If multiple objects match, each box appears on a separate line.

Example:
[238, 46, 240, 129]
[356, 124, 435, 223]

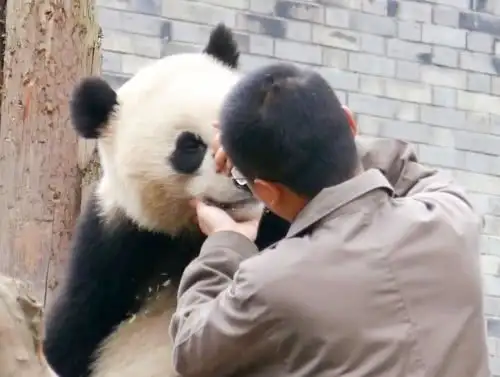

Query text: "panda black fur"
[42, 23, 290, 377]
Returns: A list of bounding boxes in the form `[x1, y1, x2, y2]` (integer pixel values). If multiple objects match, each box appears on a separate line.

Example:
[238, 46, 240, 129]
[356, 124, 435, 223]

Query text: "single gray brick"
[325, 6, 349, 28]
[430, 126, 456, 148]
[161, 41, 200, 57]
[348, 93, 419, 121]
[493, 77, 500, 96]
[485, 295, 500, 317]
[467, 72, 492, 94]
[322, 47, 348, 69]
[98, 0, 161, 14]
[432, 87, 457, 108]
[459, 9, 500, 36]
[249, 0, 274, 13]
[489, 319, 500, 339]
[396, 60, 421, 82]
[201, 0, 249, 9]
[452, 169, 500, 196]
[232, 32, 250, 52]
[319, 0, 361, 8]
[356, 115, 382, 136]
[102, 73, 130, 90]
[349, 52, 396, 77]
[335, 90, 347, 105]
[349, 11, 396, 37]
[421, 65, 467, 89]
[396, 102, 420, 122]
[455, 129, 500, 155]
[484, 215, 500, 236]
[360, 33, 385, 55]
[312, 25, 360, 51]
[249, 34, 274, 56]
[397, 21, 421, 42]
[432, 5, 459, 27]
[275, 0, 324, 23]
[162, 0, 236, 27]
[122, 54, 156, 75]
[385, 79, 432, 104]
[99, 8, 163, 36]
[468, 193, 491, 217]
[170, 21, 212, 44]
[239, 53, 278, 72]
[427, 0, 469, 9]
[460, 51, 497, 75]
[387, 39, 431, 62]
[317, 68, 359, 91]
[236, 14, 285, 38]
[101, 51, 122, 73]
[379, 119, 432, 144]
[397, 1, 432, 23]
[274, 39, 322, 64]
[418, 145, 465, 169]
[467, 32, 494, 54]
[465, 151, 496, 175]
[420, 105, 466, 128]
[102, 29, 162, 58]
[490, 355, 500, 376]
[359, 75, 385, 96]
[133, 0, 161, 14]
[491, 197, 500, 216]
[98, 7, 121, 30]
[348, 93, 398, 118]
[285, 19, 312, 42]
[465, 111, 493, 135]
[432, 46, 458, 68]
[422, 24, 466, 48]
[360, 0, 387, 15]
[491, 115, 500, 136]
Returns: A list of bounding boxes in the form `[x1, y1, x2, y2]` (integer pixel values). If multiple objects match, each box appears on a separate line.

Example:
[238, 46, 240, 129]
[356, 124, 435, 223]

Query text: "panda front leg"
[42, 193, 186, 377]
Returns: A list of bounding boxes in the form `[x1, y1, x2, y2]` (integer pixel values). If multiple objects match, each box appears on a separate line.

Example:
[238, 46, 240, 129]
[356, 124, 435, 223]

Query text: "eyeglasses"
[231, 167, 248, 186]
[231, 167, 252, 192]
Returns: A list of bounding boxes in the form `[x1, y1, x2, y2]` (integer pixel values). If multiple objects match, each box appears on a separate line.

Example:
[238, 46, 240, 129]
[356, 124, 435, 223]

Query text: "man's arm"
[169, 231, 283, 377]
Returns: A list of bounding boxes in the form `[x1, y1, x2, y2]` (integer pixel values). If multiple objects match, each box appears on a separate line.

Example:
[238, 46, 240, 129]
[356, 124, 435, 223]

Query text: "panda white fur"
[42, 24, 291, 377]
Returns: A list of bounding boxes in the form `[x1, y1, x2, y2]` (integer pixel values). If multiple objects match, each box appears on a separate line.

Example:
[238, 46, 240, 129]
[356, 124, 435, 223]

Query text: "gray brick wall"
[96, 0, 500, 373]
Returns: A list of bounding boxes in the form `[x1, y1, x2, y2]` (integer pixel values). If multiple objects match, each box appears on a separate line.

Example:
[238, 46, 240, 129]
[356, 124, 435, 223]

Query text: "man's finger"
[211, 132, 221, 156]
[214, 148, 228, 173]
[212, 121, 220, 129]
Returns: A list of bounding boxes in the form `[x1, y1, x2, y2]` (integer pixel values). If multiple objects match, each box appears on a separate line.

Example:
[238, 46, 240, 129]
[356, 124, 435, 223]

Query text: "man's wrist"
[213, 225, 255, 241]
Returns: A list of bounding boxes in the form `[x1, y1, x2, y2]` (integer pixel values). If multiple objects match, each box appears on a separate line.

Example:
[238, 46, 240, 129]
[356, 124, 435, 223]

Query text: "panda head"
[70, 24, 262, 234]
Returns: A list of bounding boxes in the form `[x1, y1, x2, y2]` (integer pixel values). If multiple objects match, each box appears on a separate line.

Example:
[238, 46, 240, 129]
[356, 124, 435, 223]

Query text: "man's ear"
[252, 179, 281, 208]
[342, 105, 357, 136]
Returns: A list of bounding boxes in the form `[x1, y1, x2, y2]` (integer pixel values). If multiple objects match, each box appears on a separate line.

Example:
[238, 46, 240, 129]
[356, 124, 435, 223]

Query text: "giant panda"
[42, 23, 290, 377]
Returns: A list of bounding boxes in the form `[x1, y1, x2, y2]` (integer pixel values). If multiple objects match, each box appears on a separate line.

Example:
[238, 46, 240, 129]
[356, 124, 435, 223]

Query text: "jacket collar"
[286, 169, 394, 238]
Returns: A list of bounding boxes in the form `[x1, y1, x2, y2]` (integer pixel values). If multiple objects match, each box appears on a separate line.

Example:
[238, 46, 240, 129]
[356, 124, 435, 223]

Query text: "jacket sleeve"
[356, 136, 482, 226]
[169, 231, 282, 377]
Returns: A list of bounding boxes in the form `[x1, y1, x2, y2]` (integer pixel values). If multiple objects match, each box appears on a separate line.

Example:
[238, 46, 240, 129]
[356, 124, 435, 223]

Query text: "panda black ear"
[70, 77, 117, 139]
[203, 23, 239, 69]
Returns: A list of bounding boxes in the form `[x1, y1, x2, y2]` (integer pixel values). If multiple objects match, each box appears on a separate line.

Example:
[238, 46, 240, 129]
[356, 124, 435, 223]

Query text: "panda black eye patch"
[169, 131, 208, 174]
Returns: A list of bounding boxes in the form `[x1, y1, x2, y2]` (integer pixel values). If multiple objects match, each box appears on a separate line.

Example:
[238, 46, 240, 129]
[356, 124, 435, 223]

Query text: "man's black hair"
[219, 62, 358, 198]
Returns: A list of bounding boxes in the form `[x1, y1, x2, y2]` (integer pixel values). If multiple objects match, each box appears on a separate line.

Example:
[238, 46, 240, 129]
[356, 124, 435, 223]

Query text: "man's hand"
[191, 199, 260, 241]
[212, 122, 233, 176]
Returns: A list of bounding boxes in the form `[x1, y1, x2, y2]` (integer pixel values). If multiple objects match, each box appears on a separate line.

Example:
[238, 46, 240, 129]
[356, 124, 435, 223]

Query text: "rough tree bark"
[0, 275, 54, 377]
[0, 0, 101, 305]
[0, 0, 6, 117]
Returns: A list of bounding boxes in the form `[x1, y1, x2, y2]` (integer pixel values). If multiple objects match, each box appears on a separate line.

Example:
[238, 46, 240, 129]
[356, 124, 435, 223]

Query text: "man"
[169, 63, 489, 377]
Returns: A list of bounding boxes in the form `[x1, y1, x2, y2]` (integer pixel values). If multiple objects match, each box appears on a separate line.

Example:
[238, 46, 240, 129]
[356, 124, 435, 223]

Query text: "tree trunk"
[0, 274, 53, 377]
[0, 0, 101, 304]
[0, 0, 6, 117]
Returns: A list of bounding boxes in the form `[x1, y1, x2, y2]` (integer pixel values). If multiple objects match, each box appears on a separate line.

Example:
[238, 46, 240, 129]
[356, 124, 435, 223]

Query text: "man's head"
[219, 63, 358, 221]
